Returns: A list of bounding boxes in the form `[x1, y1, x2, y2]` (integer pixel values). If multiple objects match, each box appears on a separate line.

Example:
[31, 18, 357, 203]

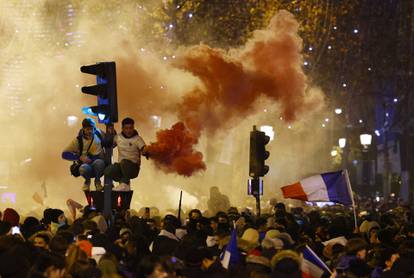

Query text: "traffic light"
[80, 62, 118, 124]
[249, 126, 270, 177]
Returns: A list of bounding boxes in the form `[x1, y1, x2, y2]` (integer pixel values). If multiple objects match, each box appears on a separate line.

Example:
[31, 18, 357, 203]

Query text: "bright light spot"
[75, 84, 79, 88]
[352, 160, 358, 165]
[331, 150, 338, 157]
[339, 138, 346, 148]
[375, 130, 380, 136]
[172, 55, 176, 59]
[260, 125, 275, 141]
[308, 46, 313, 51]
[368, 67, 372, 71]
[353, 29, 359, 34]
[393, 98, 398, 103]
[20, 158, 32, 165]
[375, 196, 380, 202]
[322, 123, 326, 128]
[188, 13, 193, 18]
[335, 108, 343, 114]
[325, 118, 330, 122]
[360, 133, 372, 146]
[359, 119, 363, 123]
[386, 112, 389, 117]
[140, 48, 145, 52]
[279, 116, 283, 120]
[327, 45, 332, 50]
[98, 113, 106, 121]
[151, 115, 162, 128]
[169, 24, 174, 29]
[333, 26, 337, 30]
[263, 109, 267, 112]
[303, 61, 309, 66]
[163, 56, 168, 61]
[342, 83, 347, 88]
[288, 125, 292, 129]
[67, 115, 78, 127]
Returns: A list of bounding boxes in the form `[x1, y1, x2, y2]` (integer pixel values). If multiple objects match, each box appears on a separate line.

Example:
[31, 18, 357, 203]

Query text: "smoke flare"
[148, 11, 315, 176]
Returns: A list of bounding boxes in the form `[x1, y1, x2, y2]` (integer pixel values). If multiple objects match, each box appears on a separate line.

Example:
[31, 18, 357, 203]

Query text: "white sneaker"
[113, 182, 131, 191]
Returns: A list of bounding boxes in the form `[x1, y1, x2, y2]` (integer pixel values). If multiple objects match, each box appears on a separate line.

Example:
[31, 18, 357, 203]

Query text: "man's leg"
[79, 163, 92, 191]
[104, 163, 123, 183]
[119, 159, 140, 184]
[91, 159, 105, 191]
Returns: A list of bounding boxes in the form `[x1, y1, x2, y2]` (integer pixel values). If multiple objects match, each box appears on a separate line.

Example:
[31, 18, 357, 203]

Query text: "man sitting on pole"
[62, 118, 105, 191]
[105, 117, 148, 191]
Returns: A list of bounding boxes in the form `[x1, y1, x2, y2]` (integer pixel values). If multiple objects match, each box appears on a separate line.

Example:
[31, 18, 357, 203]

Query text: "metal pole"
[103, 125, 114, 220]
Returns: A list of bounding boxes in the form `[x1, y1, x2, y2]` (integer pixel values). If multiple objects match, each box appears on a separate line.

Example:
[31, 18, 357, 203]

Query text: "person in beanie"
[62, 117, 106, 191]
[105, 117, 148, 191]
[2, 208, 20, 227]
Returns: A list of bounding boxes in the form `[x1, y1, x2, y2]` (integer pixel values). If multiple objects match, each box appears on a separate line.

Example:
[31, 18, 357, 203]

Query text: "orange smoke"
[148, 11, 311, 176]
[146, 122, 206, 177]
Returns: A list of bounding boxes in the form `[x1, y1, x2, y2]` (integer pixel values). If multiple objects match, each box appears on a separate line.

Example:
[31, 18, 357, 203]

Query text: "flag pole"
[344, 169, 358, 229]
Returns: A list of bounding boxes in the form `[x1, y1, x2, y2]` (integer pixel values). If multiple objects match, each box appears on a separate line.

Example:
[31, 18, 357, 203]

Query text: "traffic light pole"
[253, 178, 261, 216]
[103, 124, 115, 221]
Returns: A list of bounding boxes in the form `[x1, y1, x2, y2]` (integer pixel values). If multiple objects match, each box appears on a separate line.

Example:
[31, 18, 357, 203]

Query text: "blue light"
[375, 130, 380, 136]
[82, 107, 95, 116]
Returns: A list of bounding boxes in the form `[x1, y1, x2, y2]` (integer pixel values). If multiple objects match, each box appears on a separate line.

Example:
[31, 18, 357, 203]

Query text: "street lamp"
[338, 138, 347, 148]
[360, 133, 372, 148]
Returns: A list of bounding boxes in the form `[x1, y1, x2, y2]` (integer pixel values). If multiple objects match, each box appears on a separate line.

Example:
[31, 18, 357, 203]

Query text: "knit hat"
[119, 228, 132, 237]
[82, 118, 95, 128]
[265, 229, 281, 239]
[50, 209, 64, 224]
[241, 228, 260, 245]
[3, 208, 20, 227]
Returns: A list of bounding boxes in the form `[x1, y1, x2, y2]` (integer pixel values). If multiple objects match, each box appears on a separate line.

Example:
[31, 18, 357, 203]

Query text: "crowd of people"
[0, 195, 413, 278]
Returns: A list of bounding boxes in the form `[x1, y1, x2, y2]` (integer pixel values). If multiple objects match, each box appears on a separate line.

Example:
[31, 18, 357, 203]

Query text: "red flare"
[146, 122, 206, 177]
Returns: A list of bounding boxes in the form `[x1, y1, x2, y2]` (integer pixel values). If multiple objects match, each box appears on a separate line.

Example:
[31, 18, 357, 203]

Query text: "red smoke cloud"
[145, 122, 206, 176]
[148, 11, 312, 176]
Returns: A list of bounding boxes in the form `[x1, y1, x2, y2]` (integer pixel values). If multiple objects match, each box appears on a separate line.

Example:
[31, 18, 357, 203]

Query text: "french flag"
[302, 245, 331, 278]
[220, 227, 240, 269]
[281, 170, 354, 206]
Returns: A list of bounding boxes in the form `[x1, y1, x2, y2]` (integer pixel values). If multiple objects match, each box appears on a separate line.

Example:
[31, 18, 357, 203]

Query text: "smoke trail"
[147, 10, 316, 175]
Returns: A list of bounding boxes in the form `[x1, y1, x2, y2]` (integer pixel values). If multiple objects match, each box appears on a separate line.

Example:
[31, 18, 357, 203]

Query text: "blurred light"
[168, 24, 174, 29]
[322, 123, 326, 128]
[375, 130, 380, 136]
[151, 115, 162, 128]
[386, 112, 389, 117]
[390, 193, 395, 198]
[303, 61, 309, 66]
[359, 119, 363, 123]
[308, 46, 313, 51]
[327, 45, 332, 50]
[393, 98, 398, 103]
[333, 26, 337, 30]
[325, 118, 330, 122]
[279, 116, 283, 120]
[263, 109, 267, 112]
[375, 196, 380, 202]
[260, 125, 275, 141]
[342, 83, 347, 88]
[1, 193, 16, 204]
[67, 115, 78, 127]
[172, 55, 176, 59]
[352, 160, 358, 165]
[368, 67, 372, 71]
[163, 56, 168, 61]
[288, 125, 292, 129]
[339, 138, 346, 148]
[140, 48, 145, 52]
[82, 107, 94, 115]
[331, 150, 338, 157]
[188, 13, 193, 18]
[98, 113, 106, 121]
[360, 133, 372, 146]
[353, 29, 359, 34]
[335, 108, 343, 114]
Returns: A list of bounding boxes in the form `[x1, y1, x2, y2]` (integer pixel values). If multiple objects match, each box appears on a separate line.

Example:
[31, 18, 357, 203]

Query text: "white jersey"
[114, 132, 146, 164]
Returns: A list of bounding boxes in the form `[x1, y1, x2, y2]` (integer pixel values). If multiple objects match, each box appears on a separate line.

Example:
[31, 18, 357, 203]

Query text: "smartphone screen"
[12, 226, 20, 235]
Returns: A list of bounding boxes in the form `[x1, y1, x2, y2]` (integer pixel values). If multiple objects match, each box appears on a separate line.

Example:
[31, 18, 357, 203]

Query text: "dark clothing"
[104, 159, 140, 184]
[151, 232, 180, 257]
[202, 261, 229, 278]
